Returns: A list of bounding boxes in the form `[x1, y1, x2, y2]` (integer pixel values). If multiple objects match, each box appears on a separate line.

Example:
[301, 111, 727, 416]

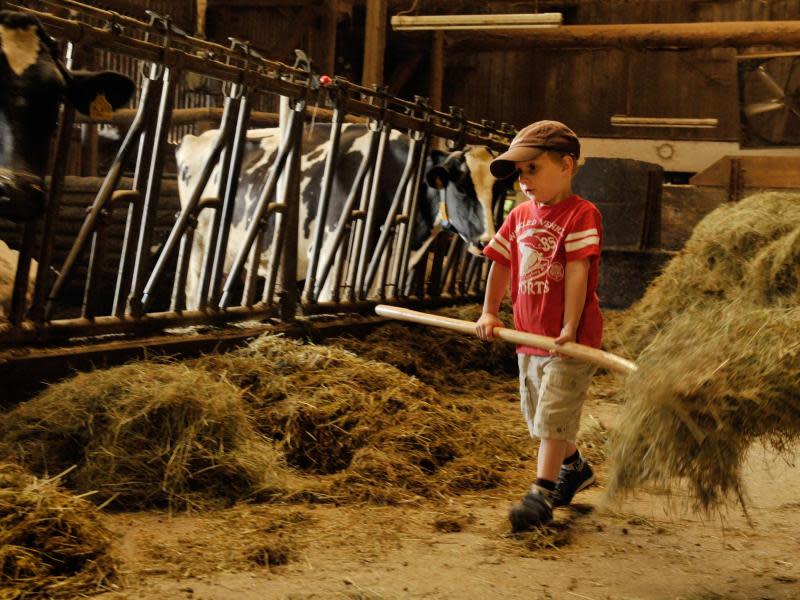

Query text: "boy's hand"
[476, 312, 504, 341]
[551, 324, 577, 356]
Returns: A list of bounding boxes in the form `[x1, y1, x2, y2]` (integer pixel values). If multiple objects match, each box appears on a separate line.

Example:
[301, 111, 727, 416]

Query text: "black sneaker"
[509, 491, 553, 532]
[551, 459, 596, 507]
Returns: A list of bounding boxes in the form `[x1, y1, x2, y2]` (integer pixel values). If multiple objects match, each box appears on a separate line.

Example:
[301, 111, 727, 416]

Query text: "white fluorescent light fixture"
[391, 13, 563, 31]
[611, 115, 719, 129]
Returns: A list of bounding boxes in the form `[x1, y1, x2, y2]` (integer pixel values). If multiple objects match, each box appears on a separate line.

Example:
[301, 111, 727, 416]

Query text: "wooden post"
[362, 0, 387, 87]
[323, 0, 338, 76]
[429, 30, 444, 112]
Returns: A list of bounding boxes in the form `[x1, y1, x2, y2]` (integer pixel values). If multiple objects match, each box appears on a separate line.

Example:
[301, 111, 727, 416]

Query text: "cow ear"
[65, 70, 135, 116]
[425, 165, 450, 190]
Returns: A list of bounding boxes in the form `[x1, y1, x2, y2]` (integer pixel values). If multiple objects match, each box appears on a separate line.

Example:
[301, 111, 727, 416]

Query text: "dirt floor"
[93, 367, 800, 600]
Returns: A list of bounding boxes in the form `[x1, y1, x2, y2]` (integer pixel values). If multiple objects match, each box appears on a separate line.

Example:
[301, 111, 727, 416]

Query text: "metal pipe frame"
[208, 88, 253, 308]
[218, 106, 301, 309]
[44, 71, 154, 320]
[140, 98, 238, 311]
[355, 124, 391, 300]
[112, 67, 162, 317]
[302, 102, 344, 304]
[127, 64, 178, 317]
[310, 126, 379, 303]
[196, 92, 243, 309]
[0, 2, 519, 347]
[362, 135, 421, 296]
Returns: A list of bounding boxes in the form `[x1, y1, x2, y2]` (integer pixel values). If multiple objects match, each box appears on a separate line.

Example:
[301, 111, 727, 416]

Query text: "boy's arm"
[555, 257, 590, 346]
[476, 261, 510, 340]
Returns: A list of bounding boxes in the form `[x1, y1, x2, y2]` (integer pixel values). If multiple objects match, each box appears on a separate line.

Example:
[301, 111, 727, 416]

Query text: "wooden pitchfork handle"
[375, 305, 637, 375]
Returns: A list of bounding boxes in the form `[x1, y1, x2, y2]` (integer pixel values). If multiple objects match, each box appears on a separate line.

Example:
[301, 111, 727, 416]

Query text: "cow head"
[0, 10, 134, 222]
[425, 145, 510, 255]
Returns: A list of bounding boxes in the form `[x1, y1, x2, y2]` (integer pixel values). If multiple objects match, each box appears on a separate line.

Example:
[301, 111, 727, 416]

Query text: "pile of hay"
[607, 192, 800, 509]
[331, 303, 518, 390]
[612, 192, 800, 356]
[0, 463, 118, 598]
[0, 362, 288, 511]
[193, 334, 525, 503]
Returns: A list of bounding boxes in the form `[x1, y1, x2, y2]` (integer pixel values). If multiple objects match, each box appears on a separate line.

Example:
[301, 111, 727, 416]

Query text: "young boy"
[476, 120, 603, 532]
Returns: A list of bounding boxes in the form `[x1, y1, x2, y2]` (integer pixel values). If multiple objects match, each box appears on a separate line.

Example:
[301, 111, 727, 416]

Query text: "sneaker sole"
[552, 472, 597, 508]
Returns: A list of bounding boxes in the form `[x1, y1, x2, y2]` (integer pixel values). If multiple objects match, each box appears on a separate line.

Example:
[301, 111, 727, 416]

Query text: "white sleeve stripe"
[565, 236, 600, 253]
[488, 238, 510, 260]
[566, 228, 598, 241]
[494, 233, 511, 252]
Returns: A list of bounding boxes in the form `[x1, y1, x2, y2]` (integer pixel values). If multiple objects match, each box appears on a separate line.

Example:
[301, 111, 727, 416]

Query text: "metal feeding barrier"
[0, 0, 515, 346]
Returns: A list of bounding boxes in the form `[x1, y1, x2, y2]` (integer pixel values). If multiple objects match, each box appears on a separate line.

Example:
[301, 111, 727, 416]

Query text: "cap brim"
[489, 146, 545, 178]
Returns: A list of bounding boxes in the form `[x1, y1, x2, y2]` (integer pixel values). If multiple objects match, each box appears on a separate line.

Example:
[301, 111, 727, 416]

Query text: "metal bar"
[302, 106, 344, 303]
[312, 127, 378, 302]
[195, 95, 240, 310]
[112, 70, 161, 317]
[363, 136, 420, 295]
[171, 220, 195, 312]
[128, 65, 178, 317]
[81, 208, 112, 320]
[9, 223, 37, 326]
[45, 82, 149, 318]
[395, 134, 430, 297]
[209, 91, 253, 307]
[330, 224, 350, 304]
[219, 108, 299, 308]
[242, 229, 265, 307]
[355, 125, 390, 300]
[29, 105, 75, 323]
[278, 108, 303, 321]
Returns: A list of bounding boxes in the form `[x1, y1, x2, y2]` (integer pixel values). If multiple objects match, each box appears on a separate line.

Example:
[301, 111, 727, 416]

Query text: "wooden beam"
[362, 0, 387, 87]
[386, 51, 423, 96]
[429, 31, 444, 111]
[207, 0, 321, 7]
[443, 21, 800, 51]
[690, 156, 800, 189]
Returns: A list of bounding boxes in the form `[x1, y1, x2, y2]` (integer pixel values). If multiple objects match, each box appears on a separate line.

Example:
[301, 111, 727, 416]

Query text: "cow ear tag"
[89, 93, 113, 120]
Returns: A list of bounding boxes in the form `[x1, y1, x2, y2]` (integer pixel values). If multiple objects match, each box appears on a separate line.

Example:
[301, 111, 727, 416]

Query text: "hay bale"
[0, 463, 118, 598]
[615, 192, 800, 356]
[0, 362, 288, 510]
[193, 335, 524, 504]
[607, 303, 800, 509]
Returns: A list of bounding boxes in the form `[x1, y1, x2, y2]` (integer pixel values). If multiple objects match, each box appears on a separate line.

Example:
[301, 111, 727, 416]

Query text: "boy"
[476, 120, 603, 532]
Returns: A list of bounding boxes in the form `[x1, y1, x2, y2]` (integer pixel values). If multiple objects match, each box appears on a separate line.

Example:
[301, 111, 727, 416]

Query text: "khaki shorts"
[518, 354, 597, 441]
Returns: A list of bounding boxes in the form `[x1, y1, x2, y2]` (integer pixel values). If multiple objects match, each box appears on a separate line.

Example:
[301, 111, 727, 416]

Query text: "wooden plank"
[690, 155, 800, 188]
[444, 21, 800, 51]
[362, 0, 387, 87]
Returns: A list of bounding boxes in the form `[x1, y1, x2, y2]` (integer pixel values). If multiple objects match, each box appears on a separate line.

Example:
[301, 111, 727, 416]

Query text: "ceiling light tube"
[391, 13, 563, 31]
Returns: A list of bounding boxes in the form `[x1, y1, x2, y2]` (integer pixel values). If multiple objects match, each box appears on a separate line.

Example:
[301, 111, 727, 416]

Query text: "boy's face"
[514, 152, 574, 206]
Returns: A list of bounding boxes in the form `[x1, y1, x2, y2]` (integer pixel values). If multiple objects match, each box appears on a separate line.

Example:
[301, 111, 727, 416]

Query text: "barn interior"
[1, 1, 799, 599]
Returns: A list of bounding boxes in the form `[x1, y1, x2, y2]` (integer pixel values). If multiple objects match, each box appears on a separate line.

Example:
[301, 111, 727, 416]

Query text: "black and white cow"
[0, 10, 134, 222]
[0, 10, 134, 319]
[176, 122, 508, 306]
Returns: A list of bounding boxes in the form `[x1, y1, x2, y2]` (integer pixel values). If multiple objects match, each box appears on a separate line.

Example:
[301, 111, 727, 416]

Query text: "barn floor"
[93, 367, 800, 600]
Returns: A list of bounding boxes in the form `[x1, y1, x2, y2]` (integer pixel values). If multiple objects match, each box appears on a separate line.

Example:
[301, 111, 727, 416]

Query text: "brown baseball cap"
[490, 120, 580, 179]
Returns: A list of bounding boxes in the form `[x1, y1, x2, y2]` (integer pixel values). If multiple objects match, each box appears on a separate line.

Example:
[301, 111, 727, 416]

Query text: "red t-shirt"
[483, 195, 603, 356]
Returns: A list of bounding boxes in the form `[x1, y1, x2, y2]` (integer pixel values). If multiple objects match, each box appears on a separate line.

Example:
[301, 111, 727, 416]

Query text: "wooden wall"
[438, 0, 800, 140]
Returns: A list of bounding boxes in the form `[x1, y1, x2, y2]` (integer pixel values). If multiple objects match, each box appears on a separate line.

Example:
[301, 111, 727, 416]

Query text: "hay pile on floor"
[0, 463, 118, 599]
[193, 335, 525, 503]
[607, 192, 800, 509]
[0, 362, 288, 511]
[331, 303, 518, 390]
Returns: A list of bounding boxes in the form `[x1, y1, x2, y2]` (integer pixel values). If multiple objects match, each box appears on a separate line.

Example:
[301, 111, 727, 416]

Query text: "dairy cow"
[176, 123, 509, 306]
[0, 10, 134, 319]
